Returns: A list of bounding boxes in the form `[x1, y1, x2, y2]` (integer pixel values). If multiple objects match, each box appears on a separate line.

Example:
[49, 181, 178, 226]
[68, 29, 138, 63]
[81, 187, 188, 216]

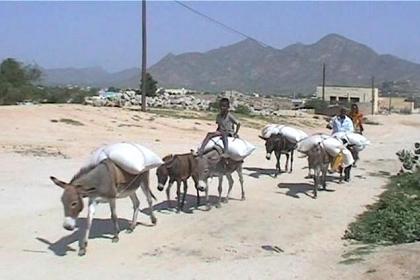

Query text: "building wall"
[378, 97, 415, 113]
[315, 86, 379, 113]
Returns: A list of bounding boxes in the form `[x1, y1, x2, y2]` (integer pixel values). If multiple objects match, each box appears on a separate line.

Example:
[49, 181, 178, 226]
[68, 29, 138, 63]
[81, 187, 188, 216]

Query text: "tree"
[0, 58, 44, 104]
[140, 72, 158, 97]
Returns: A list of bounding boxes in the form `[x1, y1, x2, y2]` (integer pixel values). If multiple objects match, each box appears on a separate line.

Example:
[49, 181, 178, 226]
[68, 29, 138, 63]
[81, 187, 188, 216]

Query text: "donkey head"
[194, 151, 220, 190]
[259, 135, 279, 160]
[156, 166, 169, 192]
[50, 176, 87, 231]
[156, 155, 177, 191]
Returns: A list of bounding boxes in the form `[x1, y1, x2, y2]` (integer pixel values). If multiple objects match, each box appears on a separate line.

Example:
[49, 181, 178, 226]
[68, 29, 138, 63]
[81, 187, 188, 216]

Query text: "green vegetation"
[344, 170, 420, 244]
[140, 72, 158, 97]
[0, 58, 98, 105]
[234, 104, 252, 115]
[305, 98, 329, 111]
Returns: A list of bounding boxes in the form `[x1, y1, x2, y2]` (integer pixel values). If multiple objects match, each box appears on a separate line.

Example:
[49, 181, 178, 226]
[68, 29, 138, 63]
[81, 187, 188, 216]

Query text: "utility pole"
[322, 63, 326, 101]
[371, 76, 375, 115]
[140, 0, 147, 112]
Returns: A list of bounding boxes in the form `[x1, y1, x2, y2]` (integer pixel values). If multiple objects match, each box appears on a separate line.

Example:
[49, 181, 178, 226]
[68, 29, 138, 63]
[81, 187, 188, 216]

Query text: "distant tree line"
[0, 58, 99, 105]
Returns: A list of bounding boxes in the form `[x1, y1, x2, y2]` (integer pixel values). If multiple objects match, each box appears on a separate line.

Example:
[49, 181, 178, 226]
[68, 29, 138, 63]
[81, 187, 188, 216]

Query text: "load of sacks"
[297, 132, 370, 170]
[86, 142, 163, 174]
[261, 124, 308, 143]
[297, 134, 354, 168]
[332, 132, 370, 152]
[200, 137, 256, 161]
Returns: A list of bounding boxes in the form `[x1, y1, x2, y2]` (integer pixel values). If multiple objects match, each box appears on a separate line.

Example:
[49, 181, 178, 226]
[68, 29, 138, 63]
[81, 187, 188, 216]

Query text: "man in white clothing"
[328, 107, 354, 134]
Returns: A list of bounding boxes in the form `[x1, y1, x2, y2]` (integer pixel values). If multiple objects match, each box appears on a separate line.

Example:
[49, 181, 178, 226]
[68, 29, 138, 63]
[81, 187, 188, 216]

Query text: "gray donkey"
[50, 159, 157, 256]
[259, 134, 296, 175]
[195, 149, 244, 209]
[305, 143, 331, 198]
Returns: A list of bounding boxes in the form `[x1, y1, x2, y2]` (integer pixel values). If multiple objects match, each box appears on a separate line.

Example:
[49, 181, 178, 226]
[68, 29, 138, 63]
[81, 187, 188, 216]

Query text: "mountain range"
[41, 34, 420, 95]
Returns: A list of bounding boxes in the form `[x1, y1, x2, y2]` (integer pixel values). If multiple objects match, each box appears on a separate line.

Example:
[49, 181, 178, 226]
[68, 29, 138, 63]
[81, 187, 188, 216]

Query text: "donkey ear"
[259, 135, 268, 141]
[50, 176, 67, 189]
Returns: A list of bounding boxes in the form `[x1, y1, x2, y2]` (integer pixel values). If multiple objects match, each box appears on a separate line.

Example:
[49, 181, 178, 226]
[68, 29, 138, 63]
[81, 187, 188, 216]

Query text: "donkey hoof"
[151, 216, 157, 225]
[78, 248, 86, 256]
[223, 197, 229, 203]
[215, 203, 221, 208]
[241, 196, 246, 201]
[112, 236, 119, 243]
[126, 228, 134, 234]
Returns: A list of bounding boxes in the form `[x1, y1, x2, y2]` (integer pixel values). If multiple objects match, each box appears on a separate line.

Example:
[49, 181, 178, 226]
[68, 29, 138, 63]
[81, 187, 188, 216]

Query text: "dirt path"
[0, 105, 418, 280]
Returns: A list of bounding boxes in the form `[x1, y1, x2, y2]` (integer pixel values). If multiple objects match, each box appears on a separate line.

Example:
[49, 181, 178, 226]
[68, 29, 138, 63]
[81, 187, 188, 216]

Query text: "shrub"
[344, 171, 420, 244]
[235, 104, 252, 115]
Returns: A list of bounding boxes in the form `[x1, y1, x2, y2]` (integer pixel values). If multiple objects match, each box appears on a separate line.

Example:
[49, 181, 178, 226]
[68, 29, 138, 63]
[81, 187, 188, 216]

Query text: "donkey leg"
[181, 181, 188, 210]
[216, 176, 223, 208]
[285, 153, 289, 172]
[141, 172, 157, 225]
[127, 193, 140, 233]
[79, 199, 96, 256]
[193, 177, 200, 208]
[313, 168, 320, 199]
[322, 166, 327, 189]
[109, 199, 120, 242]
[225, 173, 234, 203]
[237, 164, 245, 201]
[204, 179, 211, 210]
[275, 151, 281, 177]
[176, 181, 181, 213]
[166, 180, 174, 209]
[290, 150, 294, 173]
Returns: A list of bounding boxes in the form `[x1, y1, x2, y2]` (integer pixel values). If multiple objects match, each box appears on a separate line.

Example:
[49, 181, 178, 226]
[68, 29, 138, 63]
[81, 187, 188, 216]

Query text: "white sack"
[202, 137, 256, 161]
[297, 134, 330, 153]
[279, 126, 308, 143]
[322, 137, 345, 157]
[261, 124, 285, 138]
[333, 132, 370, 151]
[342, 148, 355, 167]
[87, 142, 162, 174]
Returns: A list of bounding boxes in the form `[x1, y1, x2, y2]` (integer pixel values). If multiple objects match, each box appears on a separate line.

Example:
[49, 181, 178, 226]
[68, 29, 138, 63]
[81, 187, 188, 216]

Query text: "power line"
[174, 1, 269, 48]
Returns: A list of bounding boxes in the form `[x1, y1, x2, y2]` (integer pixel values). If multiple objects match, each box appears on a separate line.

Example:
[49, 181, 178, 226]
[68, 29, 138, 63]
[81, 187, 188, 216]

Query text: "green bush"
[235, 104, 252, 115]
[305, 98, 329, 111]
[344, 171, 420, 244]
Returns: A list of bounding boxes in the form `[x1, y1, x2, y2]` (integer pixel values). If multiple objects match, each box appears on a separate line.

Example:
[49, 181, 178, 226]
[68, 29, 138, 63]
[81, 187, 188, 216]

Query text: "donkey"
[259, 134, 296, 175]
[195, 149, 244, 209]
[156, 153, 203, 212]
[305, 143, 331, 198]
[50, 159, 157, 256]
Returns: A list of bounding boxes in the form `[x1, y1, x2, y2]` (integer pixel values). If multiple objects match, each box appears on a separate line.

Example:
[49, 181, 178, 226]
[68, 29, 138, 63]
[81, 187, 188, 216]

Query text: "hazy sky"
[1, 1, 420, 72]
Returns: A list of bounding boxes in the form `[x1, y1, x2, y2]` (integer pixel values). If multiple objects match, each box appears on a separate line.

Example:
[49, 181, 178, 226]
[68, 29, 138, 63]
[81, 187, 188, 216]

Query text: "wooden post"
[322, 63, 326, 101]
[371, 76, 375, 115]
[141, 0, 147, 112]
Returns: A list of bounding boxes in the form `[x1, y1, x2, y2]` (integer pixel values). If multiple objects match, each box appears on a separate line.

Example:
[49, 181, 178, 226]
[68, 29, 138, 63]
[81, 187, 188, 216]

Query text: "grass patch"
[344, 171, 420, 244]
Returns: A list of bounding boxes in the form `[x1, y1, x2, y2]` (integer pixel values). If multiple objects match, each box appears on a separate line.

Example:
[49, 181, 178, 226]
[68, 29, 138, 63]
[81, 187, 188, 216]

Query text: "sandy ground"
[0, 104, 419, 280]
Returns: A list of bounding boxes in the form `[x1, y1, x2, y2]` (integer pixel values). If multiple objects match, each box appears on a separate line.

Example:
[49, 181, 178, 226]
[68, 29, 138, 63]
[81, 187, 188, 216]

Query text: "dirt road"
[0, 105, 418, 280]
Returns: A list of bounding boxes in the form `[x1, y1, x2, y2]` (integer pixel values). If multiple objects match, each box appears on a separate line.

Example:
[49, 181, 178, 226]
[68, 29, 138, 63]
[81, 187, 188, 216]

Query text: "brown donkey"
[156, 153, 203, 212]
[50, 159, 156, 256]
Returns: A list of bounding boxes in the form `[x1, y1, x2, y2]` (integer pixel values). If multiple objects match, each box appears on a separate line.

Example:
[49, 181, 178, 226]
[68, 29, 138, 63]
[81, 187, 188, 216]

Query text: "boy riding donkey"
[197, 98, 241, 157]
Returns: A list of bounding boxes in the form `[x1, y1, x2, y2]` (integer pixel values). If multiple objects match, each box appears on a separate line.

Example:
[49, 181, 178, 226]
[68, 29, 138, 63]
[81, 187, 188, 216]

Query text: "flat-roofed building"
[315, 85, 379, 114]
